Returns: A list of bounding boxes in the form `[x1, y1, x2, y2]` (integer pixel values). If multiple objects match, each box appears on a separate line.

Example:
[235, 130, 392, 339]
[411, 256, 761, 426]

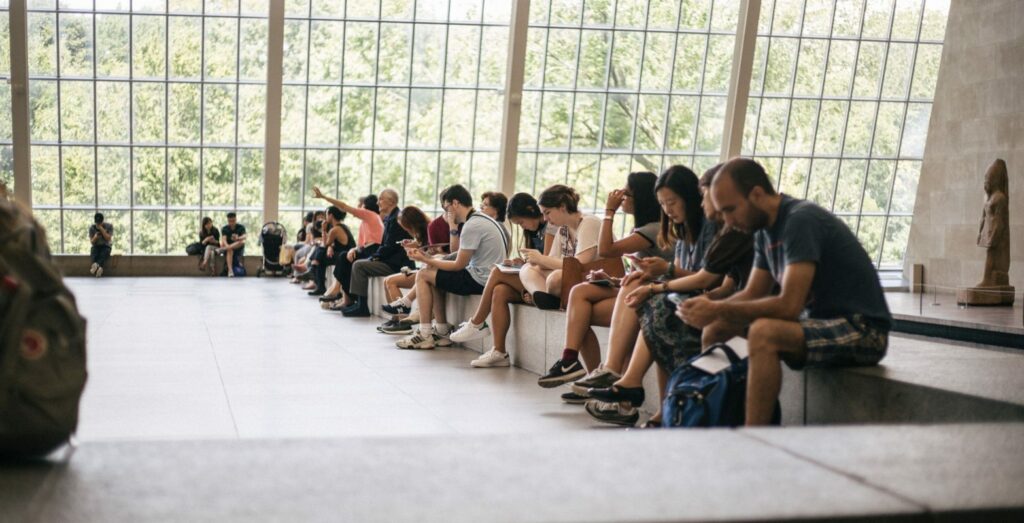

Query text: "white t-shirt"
[458, 213, 510, 285]
[550, 214, 605, 260]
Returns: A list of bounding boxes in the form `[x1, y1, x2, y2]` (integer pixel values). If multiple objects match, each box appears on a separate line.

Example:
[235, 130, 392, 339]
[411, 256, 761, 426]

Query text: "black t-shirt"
[703, 226, 754, 291]
[753, 195, 891, 328]
[221, 223, 247, 254]
[200, 227, 220, 243]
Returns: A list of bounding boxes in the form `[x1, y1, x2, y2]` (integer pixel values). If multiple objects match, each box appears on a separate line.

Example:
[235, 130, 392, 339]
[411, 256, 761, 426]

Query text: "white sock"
[419, 323, 432, 336]
[435, 323, 451, 335]
[399, 296, 412, 307]
[471, 320, 485, 328]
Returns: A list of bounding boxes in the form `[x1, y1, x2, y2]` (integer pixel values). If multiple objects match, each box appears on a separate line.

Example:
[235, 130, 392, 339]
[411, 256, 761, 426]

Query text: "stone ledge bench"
[5, 423, 1022, 521]
[367, 277, 1024, 427]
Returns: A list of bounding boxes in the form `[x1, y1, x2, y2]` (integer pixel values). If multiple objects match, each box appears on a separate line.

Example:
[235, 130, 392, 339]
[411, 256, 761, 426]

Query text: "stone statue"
[958, 159, 1015, 305]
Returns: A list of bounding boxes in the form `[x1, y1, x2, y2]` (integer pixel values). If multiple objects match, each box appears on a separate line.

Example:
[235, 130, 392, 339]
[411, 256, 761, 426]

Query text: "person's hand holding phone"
[521, 248, 540, 265]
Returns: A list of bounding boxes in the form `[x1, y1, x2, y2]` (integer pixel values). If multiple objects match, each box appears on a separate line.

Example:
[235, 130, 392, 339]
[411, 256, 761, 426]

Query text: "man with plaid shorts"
[679, 158, 891, 426]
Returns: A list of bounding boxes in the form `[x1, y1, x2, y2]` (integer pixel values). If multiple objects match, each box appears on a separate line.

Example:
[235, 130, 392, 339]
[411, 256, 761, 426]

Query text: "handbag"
[185, 242, 203, 256]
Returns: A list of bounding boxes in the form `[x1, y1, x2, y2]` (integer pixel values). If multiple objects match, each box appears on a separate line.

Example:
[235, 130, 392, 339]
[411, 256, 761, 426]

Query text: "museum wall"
[903, 0, 1024, 291]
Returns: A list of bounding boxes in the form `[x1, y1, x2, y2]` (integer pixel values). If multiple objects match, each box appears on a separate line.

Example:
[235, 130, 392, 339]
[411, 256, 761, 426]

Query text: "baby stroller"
[256, 221, 289, 277]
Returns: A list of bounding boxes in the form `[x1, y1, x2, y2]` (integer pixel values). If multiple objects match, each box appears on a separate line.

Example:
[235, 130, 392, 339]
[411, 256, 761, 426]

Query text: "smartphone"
[666, 292, 686, 307]
[589, 279, 615, 288]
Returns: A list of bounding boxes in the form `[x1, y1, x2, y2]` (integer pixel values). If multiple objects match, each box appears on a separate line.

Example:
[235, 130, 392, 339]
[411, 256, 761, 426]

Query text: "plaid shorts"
[791, 314, 889, 370]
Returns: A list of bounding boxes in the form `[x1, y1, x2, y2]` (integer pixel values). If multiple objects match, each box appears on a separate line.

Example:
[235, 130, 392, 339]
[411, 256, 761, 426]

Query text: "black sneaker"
[571, 366, 620, 396]
[380, 319, 415, 335]
[585, 399, 640, 426]
[377, 319, 399, 332]
[537, 359, 586, 388]
[381, 302, 412, 315]
[308, 288, 325, 296]
[560, 391, 587, 405]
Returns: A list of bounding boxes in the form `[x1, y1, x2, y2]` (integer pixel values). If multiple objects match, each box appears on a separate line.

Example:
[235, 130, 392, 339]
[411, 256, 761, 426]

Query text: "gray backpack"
[0, 187, 88, 457]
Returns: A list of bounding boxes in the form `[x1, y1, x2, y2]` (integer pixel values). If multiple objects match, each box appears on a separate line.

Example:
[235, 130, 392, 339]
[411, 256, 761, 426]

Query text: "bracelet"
[667, 264, 675, 279]
[449, 230, 460, 237]
[603, 217, 614, 221]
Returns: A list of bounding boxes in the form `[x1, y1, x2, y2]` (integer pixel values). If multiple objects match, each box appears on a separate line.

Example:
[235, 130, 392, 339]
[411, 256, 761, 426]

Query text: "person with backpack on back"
[396, 184, 508, 350]
[678, 157, 892, 426]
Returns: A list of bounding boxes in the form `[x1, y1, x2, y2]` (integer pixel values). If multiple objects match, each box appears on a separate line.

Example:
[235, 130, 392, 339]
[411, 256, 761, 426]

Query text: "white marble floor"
[68, 277, 597, 441]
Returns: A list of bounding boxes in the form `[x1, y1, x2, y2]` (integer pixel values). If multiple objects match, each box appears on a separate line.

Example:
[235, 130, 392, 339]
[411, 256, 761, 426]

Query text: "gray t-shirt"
[753, 195, 891, 328]
[674, 218, 718, 272]
[459, 213, 509, 285]
[632, 221, 673, 261]
[89, 223, 114, 247]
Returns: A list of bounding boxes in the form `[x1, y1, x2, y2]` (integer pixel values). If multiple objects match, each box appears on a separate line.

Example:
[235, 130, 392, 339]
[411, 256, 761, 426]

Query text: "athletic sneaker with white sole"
[471, 348, 510, 368]
[571, 365, 620, 396]
[432, 329, 453, 347]
[584, 399, 639, 426]
[537, 358, 586, 388]
[380, 320, 415, 335]
[396, 330, 435, 350]
[94, 267, 103, 277]
[449, 321, 491, 343]
[89, 262, 99, 275]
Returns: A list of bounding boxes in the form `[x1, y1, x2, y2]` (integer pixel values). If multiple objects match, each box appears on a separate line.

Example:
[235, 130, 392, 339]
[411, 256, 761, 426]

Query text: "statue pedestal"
[956, 286, 1016, 306]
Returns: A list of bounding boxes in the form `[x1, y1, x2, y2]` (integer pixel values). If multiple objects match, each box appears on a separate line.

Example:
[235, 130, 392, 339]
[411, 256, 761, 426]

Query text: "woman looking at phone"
[448, 193, 556, 367]
[538, 172, 671, 392]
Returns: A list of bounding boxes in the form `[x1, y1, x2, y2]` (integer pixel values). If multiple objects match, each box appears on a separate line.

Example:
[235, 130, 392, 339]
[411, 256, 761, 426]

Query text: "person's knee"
[747, 319, 786, 357]
[545, 271, 562, 294]
[493, 283, 517, 303]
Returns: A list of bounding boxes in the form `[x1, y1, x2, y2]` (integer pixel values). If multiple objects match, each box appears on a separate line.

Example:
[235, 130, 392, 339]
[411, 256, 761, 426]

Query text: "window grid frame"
[24, 1, 268, 254]
[744, 0, 938, 269]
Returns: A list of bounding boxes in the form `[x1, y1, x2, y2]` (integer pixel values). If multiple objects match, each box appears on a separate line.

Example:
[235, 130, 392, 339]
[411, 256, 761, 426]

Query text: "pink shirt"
[349, 207, 384, 248]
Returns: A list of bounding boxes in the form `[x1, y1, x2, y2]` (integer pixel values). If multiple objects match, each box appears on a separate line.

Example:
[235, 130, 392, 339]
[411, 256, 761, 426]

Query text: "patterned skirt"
[638, 293, 703, 373]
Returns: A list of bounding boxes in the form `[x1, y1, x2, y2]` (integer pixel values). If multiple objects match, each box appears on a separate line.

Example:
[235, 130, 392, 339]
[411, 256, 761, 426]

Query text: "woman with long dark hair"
[198, 216, 220, 274]
[536, 171, 674, 389]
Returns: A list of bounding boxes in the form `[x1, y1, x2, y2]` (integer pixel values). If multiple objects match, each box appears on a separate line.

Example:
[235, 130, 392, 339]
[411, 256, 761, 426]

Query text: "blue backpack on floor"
[662, 343, 780, 428]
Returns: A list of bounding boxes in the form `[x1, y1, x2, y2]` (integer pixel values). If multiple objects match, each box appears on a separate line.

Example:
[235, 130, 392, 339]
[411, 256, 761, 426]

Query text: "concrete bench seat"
[5, 423, 1022, 522]
[366, 277, 1024, 427]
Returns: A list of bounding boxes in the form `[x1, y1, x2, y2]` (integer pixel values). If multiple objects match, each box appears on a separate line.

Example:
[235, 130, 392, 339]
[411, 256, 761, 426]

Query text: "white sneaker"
[471, 348, 510, 368]
[449, 321, 491, 343]
[89, 262, 98, 275]
[433, 327, 453, 347]
[227, 271, 235, 278]
[396, 330, 435, 350]
[94, 267, 103, 278]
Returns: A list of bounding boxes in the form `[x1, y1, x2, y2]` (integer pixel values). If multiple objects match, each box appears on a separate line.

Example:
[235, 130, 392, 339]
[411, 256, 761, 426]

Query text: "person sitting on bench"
[585, 164, 753, 427]
[219, 212, 247, 277]
[346, 189, 412, 317]
[395, 184, 508, 350]
[679, 157, 892, 426]
[539, 172, 670, 391]
[88, 212, 114, 277]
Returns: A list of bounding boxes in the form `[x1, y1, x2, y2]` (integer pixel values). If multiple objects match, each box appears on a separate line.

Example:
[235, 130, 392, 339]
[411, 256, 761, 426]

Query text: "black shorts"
[435, 269, 485, 296]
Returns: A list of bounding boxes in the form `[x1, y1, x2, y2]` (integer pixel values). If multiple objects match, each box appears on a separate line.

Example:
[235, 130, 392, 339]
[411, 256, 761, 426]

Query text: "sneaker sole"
[570, 376, 619, 396]
[397, 344, 435, 350]
[470, 359, 510, 368]
[561, 396, 587, 405]
[434, 338, 453, 347]
[584, 402, 639, 426]
[380, 329, 413, 335]
[537, 368, 587, 388]
[450, 329, 491, 344]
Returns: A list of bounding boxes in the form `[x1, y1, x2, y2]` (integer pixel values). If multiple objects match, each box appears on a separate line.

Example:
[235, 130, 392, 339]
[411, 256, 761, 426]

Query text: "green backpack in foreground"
[0, 186, 88, 457]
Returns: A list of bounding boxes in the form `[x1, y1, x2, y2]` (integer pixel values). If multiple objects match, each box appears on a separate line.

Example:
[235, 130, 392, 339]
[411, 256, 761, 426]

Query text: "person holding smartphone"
[447, 193, 556, 368]
[585, 164, 754, 427]
[543, 172, 671, 396]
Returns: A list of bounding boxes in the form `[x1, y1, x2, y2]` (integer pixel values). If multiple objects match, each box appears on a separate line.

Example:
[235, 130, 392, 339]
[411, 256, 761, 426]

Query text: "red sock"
[561, 349, 578, 363]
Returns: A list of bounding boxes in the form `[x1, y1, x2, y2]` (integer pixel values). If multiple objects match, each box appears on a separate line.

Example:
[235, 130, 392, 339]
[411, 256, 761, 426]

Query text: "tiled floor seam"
[737, 430, 932, 515]
[202, 320, 241, 439]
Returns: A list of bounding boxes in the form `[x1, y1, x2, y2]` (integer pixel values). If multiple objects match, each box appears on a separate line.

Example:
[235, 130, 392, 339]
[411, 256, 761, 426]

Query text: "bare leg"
[603, 278, 645, 374]
[616, 335, 654, 388]
[701, 319, 748, 349]
[470, 268, 524, 325]
[745, 318, 806, 426]
[544, 269, 563, 295]
[433, 283, 447, 325]
[414, 268, 438, 327]
[490, 283, 525, 353]
[519, 264, 551, 295]
[563, 284, 616, 349]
